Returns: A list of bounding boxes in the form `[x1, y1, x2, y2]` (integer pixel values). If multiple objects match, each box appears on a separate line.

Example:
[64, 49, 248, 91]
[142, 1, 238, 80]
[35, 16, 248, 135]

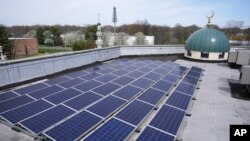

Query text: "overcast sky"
[0, 0, 249, 27]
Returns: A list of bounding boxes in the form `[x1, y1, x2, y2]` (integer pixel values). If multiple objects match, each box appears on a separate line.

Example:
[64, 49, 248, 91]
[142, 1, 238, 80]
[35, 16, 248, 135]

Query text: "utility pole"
[112, 6, 117, 35]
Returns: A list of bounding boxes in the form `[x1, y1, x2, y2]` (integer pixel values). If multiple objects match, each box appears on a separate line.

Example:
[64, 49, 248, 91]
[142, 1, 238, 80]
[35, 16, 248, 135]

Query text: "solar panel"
[0, 95, 34, 113]
[146, 63, 158, 68]
[45, 88, 82, 105]
[1, 100, 53, 124]
[74, 80, 102, 92]
[187, 70, 201, 78]
[162, 74, 180, 83]
[20, 105, 75, 134]
[110, 64, 126, 70]
[84, 118, 135, 141]
[113, 85, 142, 100]
[84, 66, 101, 73]
[138, 66, 153, 73]
[131, 78, 154, 89]
[0, 91, 19, 102]
[80, 72, 102, 80]
[143, 72, 162, 81]
[190, 66, 203, 73]
[169, 69, 185, 77]
[87, 96, 126, 118]
[95, 74, 117, 83]
[91, 83, 121, 96]
[115, 100, 154, 126]
[159, 64, 175, 71]
[127, 71, 145, 78]
[112, 76, 134, 86]
[152, 80, 173, 92]
[136, 126, 175, 141]
[166, 91, 192, 111]
[137, 88, 165, 105]
[64, 91, 102, 111]
[66, 71, 89, 78]
[14, 83, 48, 95]
[28, 85, 63, 99]
[153, 68, 169, 75]
[45, 76, 71, 85]
[149, 105, 185, 135]
[111, 69, 129, 76]
[182, 75, 199, 85]
[58, 78, 85, 88]
[175, 82, 196, 96]
[44, 111, 102, 141]
[96, 68, 115, 74]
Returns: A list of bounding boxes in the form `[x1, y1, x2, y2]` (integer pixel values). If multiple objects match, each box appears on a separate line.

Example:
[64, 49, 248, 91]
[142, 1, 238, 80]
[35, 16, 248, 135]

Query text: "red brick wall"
[11, 38, 38, 58]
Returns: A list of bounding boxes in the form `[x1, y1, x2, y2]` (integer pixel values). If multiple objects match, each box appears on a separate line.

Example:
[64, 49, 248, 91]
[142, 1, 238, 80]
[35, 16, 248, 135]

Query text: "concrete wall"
[0, 46, 184, 87]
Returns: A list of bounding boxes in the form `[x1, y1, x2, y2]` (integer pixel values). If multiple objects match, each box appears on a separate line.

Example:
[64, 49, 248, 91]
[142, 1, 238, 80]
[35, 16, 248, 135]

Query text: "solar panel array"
[0, 58, 203, 141]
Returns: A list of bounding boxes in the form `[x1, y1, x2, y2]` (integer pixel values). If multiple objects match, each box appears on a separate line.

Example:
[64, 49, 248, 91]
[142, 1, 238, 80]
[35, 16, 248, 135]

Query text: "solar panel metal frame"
[28, 85, 64, 99]
[131, 78, 154, 89]
[43, 111, 103, 141]
[0, 91, 19, 102]
[14, 83, 48, 95]
[175, 82, 196, 96]
[95, 74, 118, 83]
[137, 88, 166, 106]
[152, 80, 174, 93]
[112, 85, 142, 101]
[186, 70, 201, 78]
[83, 118, 135, 141]
[182, 75, 199, 85]
[136, 126, 175, 141]
[115, 100, 154, 126]
[165, 91, 192, 111]
[74, 80, 103, 92]
[91, 82, 121, 96]
[143, 72, 162, 81]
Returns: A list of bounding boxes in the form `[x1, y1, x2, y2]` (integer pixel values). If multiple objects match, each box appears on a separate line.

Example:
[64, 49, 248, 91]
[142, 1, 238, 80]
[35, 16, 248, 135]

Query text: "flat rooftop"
[0, 56, 250, 141]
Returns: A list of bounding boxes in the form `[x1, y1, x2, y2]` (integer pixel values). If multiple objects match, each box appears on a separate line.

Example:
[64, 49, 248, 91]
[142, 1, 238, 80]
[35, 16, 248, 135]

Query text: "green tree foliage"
[135, 32, 147, 45]
[85, 25, 97, 40]
[36, 27, 45, 44]
[72, 40, 95, 51]
[0, 25, 13, 59]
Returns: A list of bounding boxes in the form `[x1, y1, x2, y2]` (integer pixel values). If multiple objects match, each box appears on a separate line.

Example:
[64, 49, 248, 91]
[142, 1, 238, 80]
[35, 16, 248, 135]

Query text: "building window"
[219, 52, 224, 59]
[201, 52, 209, 58]
[187, 50, 191, 56]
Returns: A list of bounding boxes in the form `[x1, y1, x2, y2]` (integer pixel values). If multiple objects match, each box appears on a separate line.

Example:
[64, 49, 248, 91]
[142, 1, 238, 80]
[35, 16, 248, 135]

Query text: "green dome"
[186, 26, 230, 52]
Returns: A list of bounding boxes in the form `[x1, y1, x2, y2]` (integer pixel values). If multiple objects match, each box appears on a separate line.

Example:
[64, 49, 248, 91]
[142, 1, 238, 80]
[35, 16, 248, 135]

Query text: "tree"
[43, 30, 54, 45]
[63, 31, 84, 46]
[0, 25, 13, 59]
[243, 28, 250, 45]
[36, 27, 45, 44]
[114, 32, 129, 45]
[23, 30, 36, 38]
[85, 25, 97, 40]
[102, 32, 111, 47]
[224, 20, 244, 39]
[135, 32, 147, 45]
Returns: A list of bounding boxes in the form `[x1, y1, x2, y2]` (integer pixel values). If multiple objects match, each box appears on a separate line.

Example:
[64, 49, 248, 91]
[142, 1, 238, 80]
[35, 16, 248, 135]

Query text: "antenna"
[112, 6, 117, 34]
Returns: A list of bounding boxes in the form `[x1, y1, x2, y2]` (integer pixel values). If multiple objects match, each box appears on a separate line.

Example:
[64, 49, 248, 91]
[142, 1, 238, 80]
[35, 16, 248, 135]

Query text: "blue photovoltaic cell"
[66, 71, 88, 78]
[166, 91, 192, 111]
[137, 88, 165, 105]
[134, 62, 146, 67]
[14, 83, 48, 95]
[111, 69, 129, 76]
[190, 67, 203, 73]
[84, 118, 135, 141]
[136, 126, 175, 141]
[74, 80, 102, 92]
[175, 82, 196, 96]
[175, 65, 187, 71]
[92, 83, 121, 96]
[95, 74, 117, 83]
[20, 105, 75, 134]
[127, 71, 145, 78]
[169, 69, 185, 77]
[159, 64, 175, 71]
[45, 76, 71, 85]
[110, 64, 126, 70]
[113, 85, 142, 100]
[1, 100, 53, 124]
[58, 78, 85, 88]
[162, 74, 180, 83]
[166, 61, 178, 66]
[28, 85, 63, 99]
[182, 75, 199, 85]
[143, 72, 162, 81]
[152, 80, 173, 92]
[149, 105, 185, 135]
[87, 96, 126, 118]
[112, 76, 134, 86]
[153, 68, 169, 75]
[64, 91, 102, 111]
[131, 78, 154, 89]
[44, 111, 102, 141]
[45, 88, 82, 104]
[80, 72, 102, 80]
[115, 100, 153, 126]
[84, 67, 101, 73]
[96, 68, 115, 74]
[123, 65, 138, 71]
[0, 95, 34, 113]
[147, 63, 158, 68]
[0, 91, 19, 102]
[138, 66, 153, 73]
[187, 70, 201, 78]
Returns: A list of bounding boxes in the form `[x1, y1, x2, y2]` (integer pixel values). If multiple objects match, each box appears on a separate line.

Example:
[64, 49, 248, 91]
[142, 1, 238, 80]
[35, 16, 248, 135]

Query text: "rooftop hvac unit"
[228, 50, 238, 63]
[240, 65, 250, 84]
[236, 50, 250, 65]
